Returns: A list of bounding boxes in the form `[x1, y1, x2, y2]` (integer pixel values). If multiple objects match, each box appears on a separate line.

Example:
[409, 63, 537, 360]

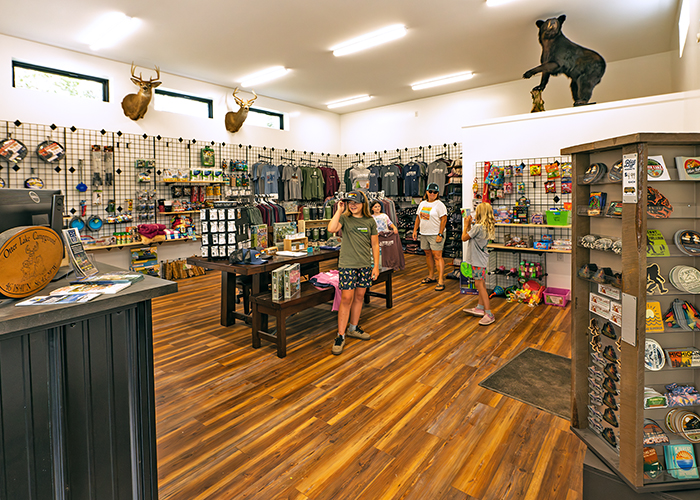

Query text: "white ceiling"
[0, 0, 681, 113]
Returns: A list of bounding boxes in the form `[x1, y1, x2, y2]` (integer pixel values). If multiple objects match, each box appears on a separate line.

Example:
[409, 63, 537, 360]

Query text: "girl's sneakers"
[463, 307, 485, 317]
[479, 313, 495, 326]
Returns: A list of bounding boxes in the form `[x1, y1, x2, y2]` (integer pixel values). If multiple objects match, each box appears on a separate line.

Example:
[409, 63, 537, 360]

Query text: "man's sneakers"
[346, 325, 371, 340]
[478, 313, 496, 326]
[331, 336, 345, 355]
[463, 307, 485, 317]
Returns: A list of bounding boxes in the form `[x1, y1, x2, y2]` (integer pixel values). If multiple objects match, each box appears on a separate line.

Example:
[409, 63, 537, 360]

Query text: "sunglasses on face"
[427, 190, 438, 194]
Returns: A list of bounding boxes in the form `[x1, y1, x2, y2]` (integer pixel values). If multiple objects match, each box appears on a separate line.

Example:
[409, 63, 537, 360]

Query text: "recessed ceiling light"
[332, 25, 407, 57]
[79, 12, 141, 51]
[326, 95, 372, 109]
[411, 71, 475, 91]
[240, 66, 290, 87]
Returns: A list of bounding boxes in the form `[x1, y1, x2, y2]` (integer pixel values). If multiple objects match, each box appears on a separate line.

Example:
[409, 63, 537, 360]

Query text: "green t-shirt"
[338, 214, 377, 269]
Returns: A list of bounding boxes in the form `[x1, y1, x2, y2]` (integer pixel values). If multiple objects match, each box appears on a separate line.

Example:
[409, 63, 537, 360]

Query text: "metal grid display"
[475, 155, 572, 248]
[0, 120, 347, 245]
[340, 142, 463, 201]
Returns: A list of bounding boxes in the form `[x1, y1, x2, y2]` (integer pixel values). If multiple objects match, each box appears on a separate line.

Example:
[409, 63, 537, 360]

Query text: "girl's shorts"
[471, 266, 486, 280]
[339, 267, 372, 290]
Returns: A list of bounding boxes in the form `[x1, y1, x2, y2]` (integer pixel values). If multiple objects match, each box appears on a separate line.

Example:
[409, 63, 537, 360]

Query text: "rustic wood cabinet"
[564, 133, 700, 492]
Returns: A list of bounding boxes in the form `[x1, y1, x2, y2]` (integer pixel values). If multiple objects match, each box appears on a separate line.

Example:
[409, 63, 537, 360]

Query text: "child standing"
[327, 191, 380, 355]
[462, 202, 496, 325]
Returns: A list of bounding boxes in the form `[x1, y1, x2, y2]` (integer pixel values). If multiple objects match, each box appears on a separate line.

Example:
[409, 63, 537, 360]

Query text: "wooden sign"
[0, 226, 63, 298]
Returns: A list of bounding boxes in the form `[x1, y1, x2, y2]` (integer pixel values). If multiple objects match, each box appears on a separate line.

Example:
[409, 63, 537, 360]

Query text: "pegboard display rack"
[474, 156, 572, 255]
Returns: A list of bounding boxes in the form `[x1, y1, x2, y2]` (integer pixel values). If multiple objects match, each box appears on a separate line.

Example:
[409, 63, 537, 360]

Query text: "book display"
[565, 133, 700, 492]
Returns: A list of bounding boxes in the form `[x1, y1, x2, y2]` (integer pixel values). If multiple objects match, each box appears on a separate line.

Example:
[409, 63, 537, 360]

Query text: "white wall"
[462, 90, 700, 289]
[339, 51, 675, 153]
[0, 34, 341, 152]
[672, 0, 700, 92]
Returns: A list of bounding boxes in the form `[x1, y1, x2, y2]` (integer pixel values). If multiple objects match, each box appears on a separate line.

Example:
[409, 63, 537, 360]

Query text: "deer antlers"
[130, 63, 160, 83]
[232, 87, 258, 108]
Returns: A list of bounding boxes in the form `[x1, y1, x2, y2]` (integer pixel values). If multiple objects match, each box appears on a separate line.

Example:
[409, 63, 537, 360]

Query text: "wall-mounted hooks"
[71, 126, 77, 132]
[142, 133, 148, 139]
[192, 138, 196, 143]
[51, 124, 57, 130]
[14, 120, 21, 127]
[211, 141, 215, 145]
[248, 145, 252, 149]
[239, 144, 243, 148]
[157, 135, 162, 141]
[222, 142, 226, 147]
[179, 137, 183, 142]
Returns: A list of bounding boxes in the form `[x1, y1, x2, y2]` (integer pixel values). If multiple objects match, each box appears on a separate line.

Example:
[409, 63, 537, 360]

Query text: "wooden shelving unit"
[495, 223, 571, 229]
[486, 243, 570, 254]
[85, 236, 199, 251]
[564, 132, 700, 492]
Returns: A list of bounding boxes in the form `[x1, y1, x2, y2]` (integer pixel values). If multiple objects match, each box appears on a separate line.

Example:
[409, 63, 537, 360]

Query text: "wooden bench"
[251, 268, 393, 358]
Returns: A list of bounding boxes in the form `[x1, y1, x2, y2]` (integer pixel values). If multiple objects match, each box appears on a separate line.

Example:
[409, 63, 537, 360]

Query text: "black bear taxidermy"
[523, 15, 606, 106]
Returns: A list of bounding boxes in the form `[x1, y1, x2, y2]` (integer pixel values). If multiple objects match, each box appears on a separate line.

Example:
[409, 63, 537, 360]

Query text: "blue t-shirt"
[260, 163, 279, 195]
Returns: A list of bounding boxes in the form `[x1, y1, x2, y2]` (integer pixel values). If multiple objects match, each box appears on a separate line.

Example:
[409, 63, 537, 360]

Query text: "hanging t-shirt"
[283, 164, 302, 199]
[302, 167, 325, 200]
[261, 163, 279, 195]
[426, 160, 448, 195]
[381, 164, 401, 196]
[402, 162, 422, 196]
[349, 167, 371, 191]
[416, 199, 447, 235]
[368, 165, 382, 192]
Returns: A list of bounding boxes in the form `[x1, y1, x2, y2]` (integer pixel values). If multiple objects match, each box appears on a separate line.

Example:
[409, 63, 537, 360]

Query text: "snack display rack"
[565, 133, 700, 492]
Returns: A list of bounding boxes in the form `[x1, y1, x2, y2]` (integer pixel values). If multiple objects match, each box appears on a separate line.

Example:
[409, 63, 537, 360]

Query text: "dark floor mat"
[478, 347, 571, 420]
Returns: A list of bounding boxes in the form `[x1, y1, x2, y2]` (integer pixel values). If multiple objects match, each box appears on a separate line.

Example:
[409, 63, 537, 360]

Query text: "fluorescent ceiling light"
[240, 66, 290, 87]
[486, 0, 517, 6]
[79, 12, 141, 51]
[332, 24, 407, 57]
[411, 71, 475, 91]
[326, 95, 372, 109]
[678, 0, 690, 57]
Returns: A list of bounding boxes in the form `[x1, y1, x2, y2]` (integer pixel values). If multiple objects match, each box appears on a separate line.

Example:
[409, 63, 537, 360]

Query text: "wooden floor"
[151, 254, 587, 500]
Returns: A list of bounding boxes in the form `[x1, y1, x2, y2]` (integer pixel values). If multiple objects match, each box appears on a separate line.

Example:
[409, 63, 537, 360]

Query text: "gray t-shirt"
[381, 164, 401, 196]
[426, 160, 447, 194]
[283, 164, 302, 199]
[466, 224, 489, 269]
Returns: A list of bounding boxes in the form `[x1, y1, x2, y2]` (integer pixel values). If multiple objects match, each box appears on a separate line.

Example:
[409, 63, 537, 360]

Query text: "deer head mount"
[224, 88, 258, 133]
[121, 63, 161, 121]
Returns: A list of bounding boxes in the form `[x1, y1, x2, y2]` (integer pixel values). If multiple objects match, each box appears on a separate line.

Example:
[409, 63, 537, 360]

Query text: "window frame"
[12, 61, 110, 102]
[248, 107, 285, 130]
[154, 89, 214, 119]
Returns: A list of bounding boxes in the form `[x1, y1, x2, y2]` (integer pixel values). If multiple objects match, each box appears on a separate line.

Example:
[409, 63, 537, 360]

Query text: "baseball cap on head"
[427, 183, 440, 192]
[341, 191, 364, 204]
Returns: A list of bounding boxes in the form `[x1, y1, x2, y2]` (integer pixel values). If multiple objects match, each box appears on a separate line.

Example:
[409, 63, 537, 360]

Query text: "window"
[247, 108, 284, 130]
[12, 61, 109, 101]
[154, 89, 213, 119]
